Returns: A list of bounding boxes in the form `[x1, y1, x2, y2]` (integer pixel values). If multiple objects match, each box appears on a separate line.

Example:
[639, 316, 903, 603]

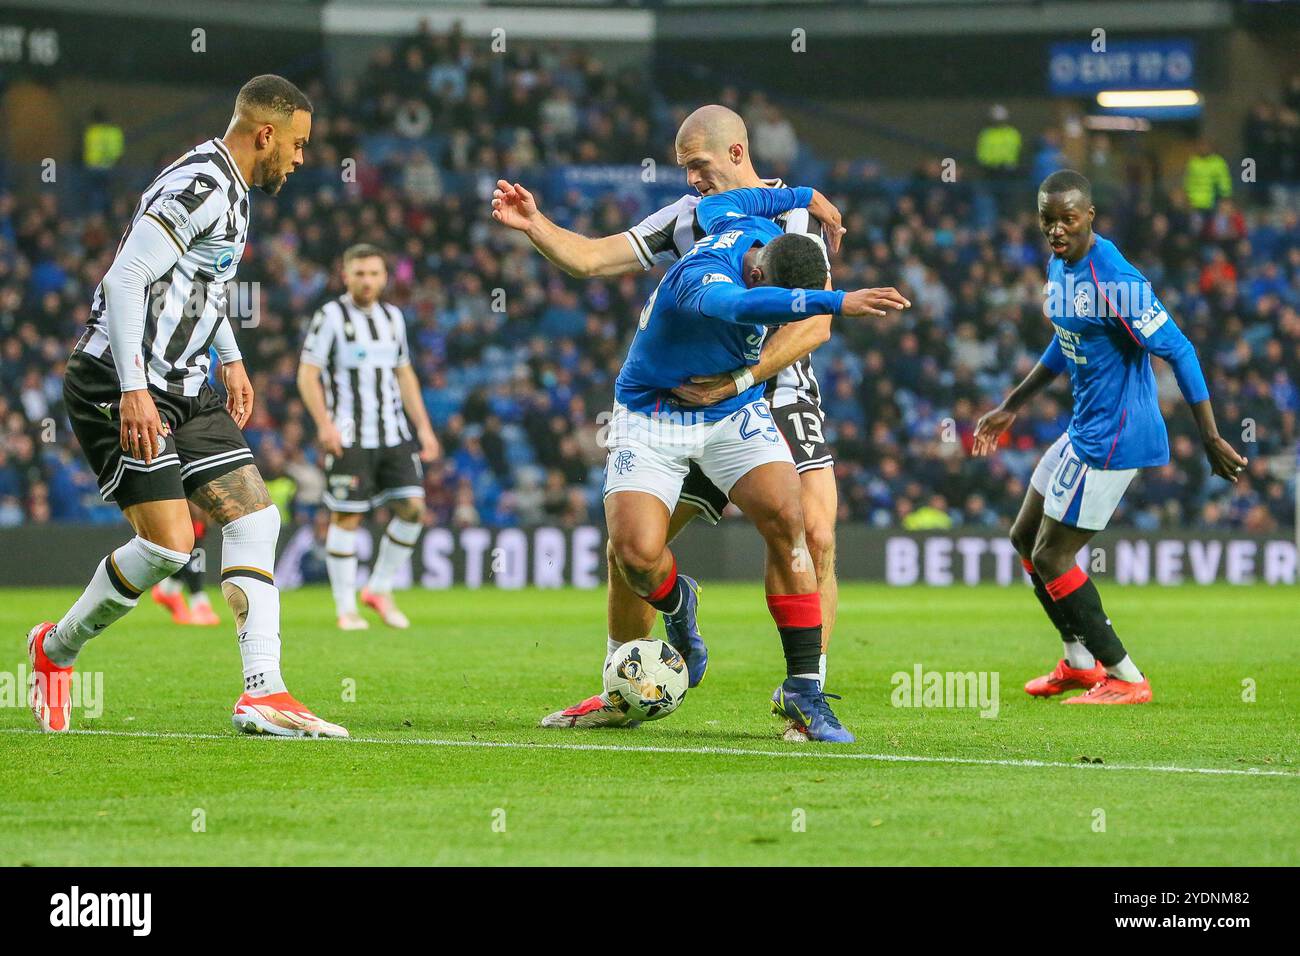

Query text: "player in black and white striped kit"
[493, 104, 910, 733]
[29, 75, 348, 739]
[297, 244, 441, 632]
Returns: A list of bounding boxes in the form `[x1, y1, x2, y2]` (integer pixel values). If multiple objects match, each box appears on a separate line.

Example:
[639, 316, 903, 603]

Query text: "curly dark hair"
[762, 233, 829, 290]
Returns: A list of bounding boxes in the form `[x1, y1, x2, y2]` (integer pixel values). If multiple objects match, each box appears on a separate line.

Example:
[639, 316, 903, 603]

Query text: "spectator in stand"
[0, 25, 1295, 537]
[976, 104, 1022, 175]
[1184, 137, 1233, 212]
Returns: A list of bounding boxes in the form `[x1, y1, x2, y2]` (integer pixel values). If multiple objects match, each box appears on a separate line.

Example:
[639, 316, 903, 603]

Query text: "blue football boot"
[662, 575, 708, 687]
[771, 677, 855, 743]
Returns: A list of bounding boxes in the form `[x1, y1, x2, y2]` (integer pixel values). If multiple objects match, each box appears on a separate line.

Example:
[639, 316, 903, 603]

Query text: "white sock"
[818, 653, 827, 688]
[48, 536, 191, 666]
[1106, 654, 1143, 682]
[221, 507, 286, 696]
[603, 636, 622, 671]
[191, 590, 212, 609]
[156, 575, 182, 596]
[367, 516, 421, 593]
[1063, 638, 1096, 669]
[325, 523, 359, 615]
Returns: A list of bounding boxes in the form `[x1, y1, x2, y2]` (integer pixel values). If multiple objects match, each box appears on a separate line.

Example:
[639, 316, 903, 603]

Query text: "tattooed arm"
[190, 463, 274, 525]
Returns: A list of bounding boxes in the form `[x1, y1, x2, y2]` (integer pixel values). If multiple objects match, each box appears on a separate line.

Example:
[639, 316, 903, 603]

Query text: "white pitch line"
[1, 727, 1295, 778]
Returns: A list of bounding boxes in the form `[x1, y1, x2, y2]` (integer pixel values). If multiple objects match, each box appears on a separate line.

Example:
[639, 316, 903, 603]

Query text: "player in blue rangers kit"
[600, 183, 901, 740]
[974, 170, 1247, 705]
[491, 105, 902, 735]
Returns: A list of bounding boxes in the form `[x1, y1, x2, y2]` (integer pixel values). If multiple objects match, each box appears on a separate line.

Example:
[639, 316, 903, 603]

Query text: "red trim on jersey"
[1045, 566, 1088, 601]
[1021, 558, 1036, 575]
[1103, 409, 1127, 469]
[647, 556, 678, 602]
[192, 519, 207, 539]
[1090, 260, 1142, 348]
[766, 592, 822, 629]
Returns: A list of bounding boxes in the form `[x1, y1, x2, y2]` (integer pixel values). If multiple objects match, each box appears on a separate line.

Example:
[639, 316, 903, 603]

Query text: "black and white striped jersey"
[77, 138, 251, 396]
[300, 294, 414, 449]
[622, 180, 827, 409]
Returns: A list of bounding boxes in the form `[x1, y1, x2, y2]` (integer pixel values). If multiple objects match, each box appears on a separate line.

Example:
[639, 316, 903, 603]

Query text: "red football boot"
[1024, 659, 1107, 698]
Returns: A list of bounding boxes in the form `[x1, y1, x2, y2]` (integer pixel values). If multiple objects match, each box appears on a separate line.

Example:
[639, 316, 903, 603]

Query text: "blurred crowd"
[0, 25, 1296, 535]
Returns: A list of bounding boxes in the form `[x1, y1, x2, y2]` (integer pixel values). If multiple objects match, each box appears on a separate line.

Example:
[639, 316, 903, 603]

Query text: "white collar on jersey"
[341, 293, 384, 315]
[210, 138, 250, 196]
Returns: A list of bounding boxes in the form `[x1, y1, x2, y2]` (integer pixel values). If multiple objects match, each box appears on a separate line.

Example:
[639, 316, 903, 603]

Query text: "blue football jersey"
[1039, 234, 1208, 470]
[616, 187, 844, 421]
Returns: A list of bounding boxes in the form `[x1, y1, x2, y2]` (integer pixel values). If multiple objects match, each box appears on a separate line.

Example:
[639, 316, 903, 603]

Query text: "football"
[602, 639, 689, 722]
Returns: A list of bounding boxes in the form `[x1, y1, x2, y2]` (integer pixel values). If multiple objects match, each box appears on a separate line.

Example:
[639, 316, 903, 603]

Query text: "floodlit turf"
[0, 582, 1296, 866]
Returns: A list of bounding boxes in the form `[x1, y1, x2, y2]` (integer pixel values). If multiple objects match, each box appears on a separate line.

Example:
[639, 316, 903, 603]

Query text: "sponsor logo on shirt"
[700, 272, 733, 286]
[1132, 304, 1169, 338]
[1052, 323, 1088, 365]
[155, 197, 190, 232]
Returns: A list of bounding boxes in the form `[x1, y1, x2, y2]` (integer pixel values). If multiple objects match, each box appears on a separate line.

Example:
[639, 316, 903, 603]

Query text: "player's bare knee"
[1010, 523, 1036, 560]
[1030, 542, 1069, 580]
[610, 533, 664, 587]
[754, 498, 805, 549]
[391, 498, 424, 523]
[143, 525, 195, 556]
[804, 519, 835, 571]
[331, 511, 365, 530]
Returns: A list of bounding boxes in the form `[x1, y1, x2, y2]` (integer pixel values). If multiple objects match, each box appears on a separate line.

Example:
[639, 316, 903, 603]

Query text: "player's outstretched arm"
[698, 282, 908, 327]
[672, 276, 906, 406]
[491, 180, 641, 278]
[698, 282, 845, 326]
[696, 187, 844, 253]
[698, 185, 812, 231]
[972, 339, 1065, 457]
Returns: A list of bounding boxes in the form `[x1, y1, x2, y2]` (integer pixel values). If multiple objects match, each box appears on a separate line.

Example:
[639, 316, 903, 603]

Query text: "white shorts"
[602, 400, 795, 514]
[1030, 433, 1137, 531]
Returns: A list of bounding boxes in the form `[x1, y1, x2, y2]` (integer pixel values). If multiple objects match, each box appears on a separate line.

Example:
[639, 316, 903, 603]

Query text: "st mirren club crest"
[1073, 283, 1091, 317]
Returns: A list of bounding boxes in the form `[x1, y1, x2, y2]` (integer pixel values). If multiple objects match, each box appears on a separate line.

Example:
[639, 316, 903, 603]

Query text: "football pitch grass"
[0, 582, 1295, 866]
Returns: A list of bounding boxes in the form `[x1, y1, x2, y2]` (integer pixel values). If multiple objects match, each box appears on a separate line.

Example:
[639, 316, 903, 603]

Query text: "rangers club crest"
[1073, 283, 1091, 316]
[613, 450, 636, 475]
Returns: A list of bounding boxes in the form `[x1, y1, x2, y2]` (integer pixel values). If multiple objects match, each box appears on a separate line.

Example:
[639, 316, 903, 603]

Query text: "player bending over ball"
[578, 183, 903, 741]
[973, 170, 1247, 704]
[494, 106, 907, 731]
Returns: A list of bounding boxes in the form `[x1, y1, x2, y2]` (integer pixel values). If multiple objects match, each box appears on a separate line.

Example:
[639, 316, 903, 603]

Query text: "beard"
[255, 146, 286, 195]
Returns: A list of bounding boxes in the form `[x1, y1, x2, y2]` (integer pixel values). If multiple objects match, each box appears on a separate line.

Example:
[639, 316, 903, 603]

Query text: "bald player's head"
[675, 105, 760, 196]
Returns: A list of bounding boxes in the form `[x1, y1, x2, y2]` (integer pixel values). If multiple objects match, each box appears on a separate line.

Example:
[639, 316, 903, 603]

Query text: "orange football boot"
[359, 587, 410, 629]
[151, 584, 191, 624]
[27, 622, 72, 733]
[187, 600, 220, 626]
[231, 690, 349, 737]
[1025, 659, 1107, 698]
[1063, 675, 1153, 705]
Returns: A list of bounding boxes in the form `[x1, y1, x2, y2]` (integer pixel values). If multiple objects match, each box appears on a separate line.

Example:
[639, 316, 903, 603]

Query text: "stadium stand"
[0, 27, 1296, 536]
